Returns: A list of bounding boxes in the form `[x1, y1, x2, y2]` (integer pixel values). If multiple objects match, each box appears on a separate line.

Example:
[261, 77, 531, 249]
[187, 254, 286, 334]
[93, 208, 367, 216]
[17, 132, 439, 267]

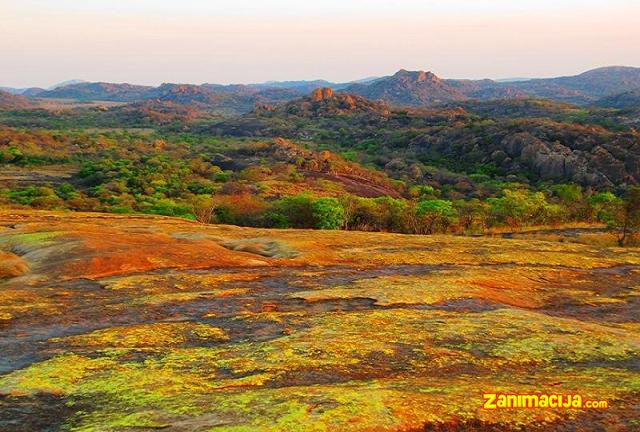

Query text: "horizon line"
[3, 64, 640, 90]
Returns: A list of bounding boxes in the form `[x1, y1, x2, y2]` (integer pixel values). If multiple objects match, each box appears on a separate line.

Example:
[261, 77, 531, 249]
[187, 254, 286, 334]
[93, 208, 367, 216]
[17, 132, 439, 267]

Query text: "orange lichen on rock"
[0, 251, 29, 278]
[0, 210, 639, 431]
[311, 87, 335, 102]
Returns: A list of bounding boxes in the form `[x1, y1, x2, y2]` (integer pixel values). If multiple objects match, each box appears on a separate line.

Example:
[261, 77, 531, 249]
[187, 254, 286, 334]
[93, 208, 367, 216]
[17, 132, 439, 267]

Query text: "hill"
[214, 87, 402, 136]
[0, 86, 46, 96]
[38, 82, 154, 101]
[597, 89, 640, 109]
[346, 69, 467, 106]
[0, 90, 33, 110]
[48, 79, 87, 90]
[23, 66, 640, 110]
[512, 66, 640, 104]
[269, 87, 391, 117]
[345, 66, 640, 107]
[218, 89, 640, 189]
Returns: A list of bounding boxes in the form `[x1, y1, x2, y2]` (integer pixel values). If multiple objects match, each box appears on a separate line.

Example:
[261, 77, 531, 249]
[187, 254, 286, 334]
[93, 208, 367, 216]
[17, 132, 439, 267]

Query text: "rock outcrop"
[311, 87, 335, 102]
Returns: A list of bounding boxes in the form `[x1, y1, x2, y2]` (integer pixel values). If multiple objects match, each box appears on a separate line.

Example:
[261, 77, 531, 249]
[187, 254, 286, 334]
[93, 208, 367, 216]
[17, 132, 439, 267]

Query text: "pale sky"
[1, 0, 639, 88]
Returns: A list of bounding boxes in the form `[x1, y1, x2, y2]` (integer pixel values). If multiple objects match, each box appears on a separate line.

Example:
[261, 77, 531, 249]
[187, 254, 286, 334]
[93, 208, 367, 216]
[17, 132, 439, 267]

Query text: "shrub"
[270, 194, 315, 229]
[416, 199, 458, 234]
[311, 198, 345, 230]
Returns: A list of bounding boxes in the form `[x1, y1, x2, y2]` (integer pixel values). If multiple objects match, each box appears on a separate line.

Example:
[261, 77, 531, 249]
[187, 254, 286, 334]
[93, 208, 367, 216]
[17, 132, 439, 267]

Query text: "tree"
[588, 188, 640, 246]
[455, 199, 488, 233]
[270, 194, 315, 228]
[311, 197, 345, 230]
[615, 187, 640, 247]
[587, 192, 621, 225]
[416, 199, 458, 234]
[551, 184, 587, 221]
[374, 197, 411, 233]
[188, 194, 216, 224]
[341, 196, 379, 231]
[487, 189, 557, 228]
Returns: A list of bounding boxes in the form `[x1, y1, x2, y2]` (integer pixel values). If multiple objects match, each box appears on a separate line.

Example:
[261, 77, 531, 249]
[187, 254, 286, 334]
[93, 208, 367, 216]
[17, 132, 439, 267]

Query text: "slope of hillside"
[346, 69, 467, 106]
[512, 66, 640, 104]
[219, 90, 640, 188]
[345, 67, 640, 107]
[38, 82, 154, 101]
[0, 90, 33, 110]
[597, 89, 640, 109]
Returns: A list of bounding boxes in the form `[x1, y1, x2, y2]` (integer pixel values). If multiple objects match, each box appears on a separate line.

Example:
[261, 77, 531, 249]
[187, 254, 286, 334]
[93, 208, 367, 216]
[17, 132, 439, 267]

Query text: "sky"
[1, 0, 639, 88]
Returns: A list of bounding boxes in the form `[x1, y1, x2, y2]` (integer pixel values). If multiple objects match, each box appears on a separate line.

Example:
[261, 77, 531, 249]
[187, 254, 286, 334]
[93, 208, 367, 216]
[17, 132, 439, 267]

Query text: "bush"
[416, 199, 458, 234]
[270, 194, 315, 229]
[311, 198, 345, 230]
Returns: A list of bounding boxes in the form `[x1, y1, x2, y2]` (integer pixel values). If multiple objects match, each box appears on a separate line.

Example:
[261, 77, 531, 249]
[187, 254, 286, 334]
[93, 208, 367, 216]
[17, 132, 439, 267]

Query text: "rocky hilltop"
[259, 87, 391, 117]
[346, 69, 468, 106]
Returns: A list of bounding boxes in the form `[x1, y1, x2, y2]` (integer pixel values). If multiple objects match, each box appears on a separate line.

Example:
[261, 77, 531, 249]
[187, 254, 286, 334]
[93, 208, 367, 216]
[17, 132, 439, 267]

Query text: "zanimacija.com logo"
[483, 393, 608, 410]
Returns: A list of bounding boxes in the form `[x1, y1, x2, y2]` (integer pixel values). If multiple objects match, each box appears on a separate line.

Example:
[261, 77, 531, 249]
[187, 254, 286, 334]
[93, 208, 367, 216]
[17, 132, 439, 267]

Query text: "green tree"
[455, 199, 488, 233]
[55, 183, 78, 201]
[311, 197, 345, 230]
[271, 194, 315, 228]
[488, 189, 556, 228]
[416, 199, 458, 234]
[374, 197, 411, 233]
[551, 184, 586, 221]
[614, 187, 640, 247]
[587, 192, 621, 225]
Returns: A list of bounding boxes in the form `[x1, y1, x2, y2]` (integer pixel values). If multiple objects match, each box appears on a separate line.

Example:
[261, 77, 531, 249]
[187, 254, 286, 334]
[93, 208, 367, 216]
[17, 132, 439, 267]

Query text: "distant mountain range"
[0, 79, 88, 97]
[344, 66, 640, 107]
[2, 66, 640, 111]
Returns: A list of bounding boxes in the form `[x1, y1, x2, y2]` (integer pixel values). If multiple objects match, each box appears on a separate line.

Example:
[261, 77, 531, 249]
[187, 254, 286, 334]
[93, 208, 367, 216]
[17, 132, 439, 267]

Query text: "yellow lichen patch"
[55, 322, 228, 348]
[0, 354, 116, 396]
[2, 305, 639, 430]
[333, 235, 636, 269]
[132, 288, 249, 306]
[0, 288, 63, 319]
[102, 271, 266, 292]
[281, 308, 640, 366]
[291, 266, 579, 309]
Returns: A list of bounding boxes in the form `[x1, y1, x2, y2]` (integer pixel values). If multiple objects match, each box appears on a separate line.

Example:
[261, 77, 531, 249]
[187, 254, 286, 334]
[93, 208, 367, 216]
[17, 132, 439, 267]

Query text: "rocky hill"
[597, 89, 640, 109]
[345, 67, 640, 107]
[23, 66, 640, 110]
[346, 70, 467, 106]
[39, 82, 154, 101]
[214, 88, 400, 136]
[0, 90, 33, 110]
[272, 87, 391, 117]
[512, 66, 640, 105]
[217, 89, 640, 189]
[145, 84, 237, 107]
